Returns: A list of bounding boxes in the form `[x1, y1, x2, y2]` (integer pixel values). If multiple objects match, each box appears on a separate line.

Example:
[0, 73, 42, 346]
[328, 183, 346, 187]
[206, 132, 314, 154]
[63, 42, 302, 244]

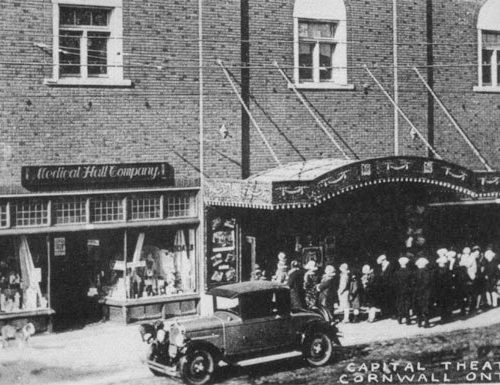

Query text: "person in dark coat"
[376, 254, 395, 318]
[484, 249, 499, 308]
[435, 255, 453, 322]
[361, 264, 377, 322]
[287, 260, 306, 309]
[303, 260, 320, 309]
[349, 269, 362, 323]
[394, 256, 414, 325]
[316, 265, 337, 312]
[414, 257, 433, 328]
[447, 250, 467, 314]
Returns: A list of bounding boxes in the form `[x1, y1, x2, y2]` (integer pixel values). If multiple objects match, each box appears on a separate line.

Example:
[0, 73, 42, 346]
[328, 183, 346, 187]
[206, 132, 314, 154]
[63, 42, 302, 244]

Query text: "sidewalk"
[1, 307, 499, 385]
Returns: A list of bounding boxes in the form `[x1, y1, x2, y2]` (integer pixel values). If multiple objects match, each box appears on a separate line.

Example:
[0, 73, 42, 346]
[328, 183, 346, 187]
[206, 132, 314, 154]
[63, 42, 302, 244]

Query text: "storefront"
[0, 163, 201, 330]
[205, 156, 500, 280]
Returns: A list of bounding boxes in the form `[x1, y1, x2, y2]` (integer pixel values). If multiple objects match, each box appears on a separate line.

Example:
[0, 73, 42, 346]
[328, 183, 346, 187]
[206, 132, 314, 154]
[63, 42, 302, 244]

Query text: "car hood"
[165, 315, 224, 334]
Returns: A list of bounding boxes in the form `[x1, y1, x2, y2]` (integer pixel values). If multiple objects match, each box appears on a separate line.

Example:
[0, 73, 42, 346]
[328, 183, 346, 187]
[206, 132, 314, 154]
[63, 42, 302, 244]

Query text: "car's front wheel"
[179, 348, 215, 385]
[304, 332, 333, 366]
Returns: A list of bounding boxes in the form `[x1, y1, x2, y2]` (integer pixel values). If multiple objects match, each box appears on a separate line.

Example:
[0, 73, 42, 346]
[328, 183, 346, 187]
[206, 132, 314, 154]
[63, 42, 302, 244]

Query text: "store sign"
[54, 237, 66, 256]
[87, 239, 100, 247]
[21, 162, 173, 190]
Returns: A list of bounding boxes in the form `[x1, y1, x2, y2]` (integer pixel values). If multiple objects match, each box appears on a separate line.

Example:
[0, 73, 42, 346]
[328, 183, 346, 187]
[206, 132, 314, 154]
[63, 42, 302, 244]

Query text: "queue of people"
[260, 244, 500, 327]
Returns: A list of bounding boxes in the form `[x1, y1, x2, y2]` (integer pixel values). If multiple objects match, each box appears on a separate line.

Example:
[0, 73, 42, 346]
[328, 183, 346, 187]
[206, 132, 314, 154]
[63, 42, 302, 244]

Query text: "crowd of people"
[259, 245, 500, 327]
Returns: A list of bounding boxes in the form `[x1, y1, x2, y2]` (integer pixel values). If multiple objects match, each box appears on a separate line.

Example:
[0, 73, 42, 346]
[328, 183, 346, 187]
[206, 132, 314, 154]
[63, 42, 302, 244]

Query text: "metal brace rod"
[413, 67, 493, 172]
[217, 59, 282, 166]
[273, 61, 351, 160]
[364, 65, 442, 160]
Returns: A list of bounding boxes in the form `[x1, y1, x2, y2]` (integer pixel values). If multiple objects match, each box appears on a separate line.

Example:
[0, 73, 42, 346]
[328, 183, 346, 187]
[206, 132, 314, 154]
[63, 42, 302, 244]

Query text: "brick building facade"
[0, 0, 499, 326]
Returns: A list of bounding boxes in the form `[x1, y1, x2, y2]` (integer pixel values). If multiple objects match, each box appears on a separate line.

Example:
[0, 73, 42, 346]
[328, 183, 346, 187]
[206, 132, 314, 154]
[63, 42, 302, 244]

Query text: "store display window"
[0, 236, 48, 313]
[103, 227, 197, 301]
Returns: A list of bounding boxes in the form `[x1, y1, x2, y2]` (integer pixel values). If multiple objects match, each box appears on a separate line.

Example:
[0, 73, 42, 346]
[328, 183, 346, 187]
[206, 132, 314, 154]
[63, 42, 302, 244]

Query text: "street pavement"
[1, 307, 500, 385]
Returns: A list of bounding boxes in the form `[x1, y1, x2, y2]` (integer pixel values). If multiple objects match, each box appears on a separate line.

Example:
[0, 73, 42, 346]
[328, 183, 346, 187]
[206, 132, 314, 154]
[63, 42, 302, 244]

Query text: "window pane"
[497, 51, 500, 86]
[92, 9, 109, 26]
[0, 203, 8, 228]
[88, 32, 109, 76]
[15, 201, 48, 227]
[299, 21, 336, 39]
[59, 31, 81, 77]
[319, 43, 334, 81]
[60, 7, 75, 25]
[299, 43, 314, 81]
[483, 31, 500, 48]
[130, 195, 162, 221]
[483, 49, 493, 85]
[75, 8, 92, 25]
[55, 198, 87, 225]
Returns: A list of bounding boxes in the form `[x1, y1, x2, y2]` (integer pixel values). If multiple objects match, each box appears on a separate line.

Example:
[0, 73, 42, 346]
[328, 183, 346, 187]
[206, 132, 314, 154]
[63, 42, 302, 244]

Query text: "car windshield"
[214, 296, 240, 316]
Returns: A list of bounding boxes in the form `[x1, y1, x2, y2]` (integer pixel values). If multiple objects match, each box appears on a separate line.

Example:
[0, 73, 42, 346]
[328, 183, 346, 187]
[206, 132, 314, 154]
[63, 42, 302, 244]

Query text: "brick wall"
[0, 0, 498, 194]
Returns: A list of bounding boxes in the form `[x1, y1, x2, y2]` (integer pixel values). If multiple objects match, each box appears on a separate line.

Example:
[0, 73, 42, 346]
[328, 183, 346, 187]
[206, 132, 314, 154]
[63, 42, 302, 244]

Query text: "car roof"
[208, 281, 289, 299]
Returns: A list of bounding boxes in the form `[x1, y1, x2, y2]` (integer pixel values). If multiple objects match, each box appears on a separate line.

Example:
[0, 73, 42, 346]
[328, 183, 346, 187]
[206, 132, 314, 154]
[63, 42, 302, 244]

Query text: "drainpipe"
[426, 0, 435, 158]
[241, 0, 250, 178]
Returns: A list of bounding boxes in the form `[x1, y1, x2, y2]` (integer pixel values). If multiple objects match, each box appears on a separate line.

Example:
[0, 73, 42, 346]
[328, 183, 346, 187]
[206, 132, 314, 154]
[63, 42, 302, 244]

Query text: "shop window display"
[103, 228, 196, 301]
[207, 217, 239, 288]
[0, 236, 48, 313]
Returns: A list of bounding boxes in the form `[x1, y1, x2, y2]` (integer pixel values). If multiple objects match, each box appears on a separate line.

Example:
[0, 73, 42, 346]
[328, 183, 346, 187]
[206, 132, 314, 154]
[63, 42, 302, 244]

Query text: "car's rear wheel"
[179, 348, 215, 385]
[304, 332, 333, 366]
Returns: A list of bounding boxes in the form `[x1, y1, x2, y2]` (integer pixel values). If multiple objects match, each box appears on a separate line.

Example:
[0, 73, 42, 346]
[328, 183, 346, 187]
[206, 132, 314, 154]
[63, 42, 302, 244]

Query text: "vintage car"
[139, 281, 341, 385]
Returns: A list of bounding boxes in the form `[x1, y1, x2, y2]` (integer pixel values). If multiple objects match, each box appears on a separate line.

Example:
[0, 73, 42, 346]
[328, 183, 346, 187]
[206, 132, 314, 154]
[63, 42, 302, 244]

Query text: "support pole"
[393, 0, 399, 156]
[46, 235, 51, 309]
[123, 229, 128, 299]
[364, 65, 442, 160]
[198, 0, 205, 297]
[217, 59, 282, 166]
[413, 67, 493, 171]
[273, 61, 351, 160]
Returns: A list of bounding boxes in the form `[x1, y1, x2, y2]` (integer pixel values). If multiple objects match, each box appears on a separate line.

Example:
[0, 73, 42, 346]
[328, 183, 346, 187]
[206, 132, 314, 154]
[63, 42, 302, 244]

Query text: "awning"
[205, 156, 500, 210]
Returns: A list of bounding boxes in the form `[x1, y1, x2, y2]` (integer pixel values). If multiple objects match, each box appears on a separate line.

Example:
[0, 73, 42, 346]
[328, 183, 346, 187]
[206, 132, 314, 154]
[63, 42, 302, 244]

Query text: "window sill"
[472, 86, 500, 93]
[290, 82, 355, 90]
[44, 78, 132, 87]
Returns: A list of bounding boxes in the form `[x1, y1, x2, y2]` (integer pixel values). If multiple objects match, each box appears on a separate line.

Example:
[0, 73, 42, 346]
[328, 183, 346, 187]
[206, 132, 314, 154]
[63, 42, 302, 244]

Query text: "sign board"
[33, 268, 42, 283]
[21, 162, 173, 190]
[54, 237, 66, 256]
[87, 239, 100, 247]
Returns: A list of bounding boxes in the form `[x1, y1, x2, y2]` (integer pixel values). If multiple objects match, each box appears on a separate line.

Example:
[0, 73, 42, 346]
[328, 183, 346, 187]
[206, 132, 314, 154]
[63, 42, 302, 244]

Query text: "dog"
[0, 322, 35, 348]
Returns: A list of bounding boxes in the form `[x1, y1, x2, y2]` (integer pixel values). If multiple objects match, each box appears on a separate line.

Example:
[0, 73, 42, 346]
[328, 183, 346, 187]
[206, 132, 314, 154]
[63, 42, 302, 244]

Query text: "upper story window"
[293, 0, 352, 90]
[46, 0, 130, 87]
[476, 0, 500, 92]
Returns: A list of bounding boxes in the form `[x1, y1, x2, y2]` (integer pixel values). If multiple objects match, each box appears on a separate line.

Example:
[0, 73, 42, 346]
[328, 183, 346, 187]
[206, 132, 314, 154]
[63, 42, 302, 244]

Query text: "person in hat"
[447, 249, 467, 314]
[460, 246, 476, 314]
[484, 249, 499, 308]
[271, 252, 289, 284]
[361, 264, 377, 322]
[317, 265, 338, 313]
[376, 254, 395, 318]
[395, 255, 414, 325]
[349, 268, 362, 323]
[303, 260, 320, 309]
[337, 263, 351, 323]
[414, 257, 433, 328]
[287, 260, 306, 309]
[435, 254, 452, 322]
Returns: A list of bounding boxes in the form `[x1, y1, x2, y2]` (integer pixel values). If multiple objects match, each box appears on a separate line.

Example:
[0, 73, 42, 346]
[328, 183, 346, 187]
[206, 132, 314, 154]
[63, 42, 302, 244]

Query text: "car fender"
[300, 320, 341, 347]
[184, 340, 223, 364]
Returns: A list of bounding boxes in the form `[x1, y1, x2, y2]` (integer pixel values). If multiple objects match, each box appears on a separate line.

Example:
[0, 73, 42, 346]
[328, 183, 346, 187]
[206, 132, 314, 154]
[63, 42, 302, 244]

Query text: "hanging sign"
[21, 162, 173, 190]
[54, 237, 66, 256]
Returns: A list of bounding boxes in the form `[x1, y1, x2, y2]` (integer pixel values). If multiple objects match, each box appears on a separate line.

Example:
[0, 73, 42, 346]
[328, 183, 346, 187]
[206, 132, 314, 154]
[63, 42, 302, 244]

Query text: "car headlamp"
[156, 329, 167, 343]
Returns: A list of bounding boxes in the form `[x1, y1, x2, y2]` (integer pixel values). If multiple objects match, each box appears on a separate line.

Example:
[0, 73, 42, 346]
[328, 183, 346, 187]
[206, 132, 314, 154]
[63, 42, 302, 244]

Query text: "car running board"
[231, 351, 303, 367]
[146, 360, 180, 377]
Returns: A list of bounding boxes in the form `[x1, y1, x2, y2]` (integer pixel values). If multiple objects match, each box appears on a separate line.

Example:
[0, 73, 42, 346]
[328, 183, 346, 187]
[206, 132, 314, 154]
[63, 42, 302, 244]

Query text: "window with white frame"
[293, 0, 349, 88]
[55, 197, 87, 225]
[91, 196, 124, 223]
[130, 195, 162, 221]
[476, 0, 500, 90]
[166, 194, 196, 218]
[0, 204, 8, 228]
[15, 201, 49, 227]
[48, 0, 129, 86]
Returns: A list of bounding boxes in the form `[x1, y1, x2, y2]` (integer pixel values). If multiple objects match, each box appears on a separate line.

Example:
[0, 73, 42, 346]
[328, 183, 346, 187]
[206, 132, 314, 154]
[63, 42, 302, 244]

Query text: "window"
[55, 197, 87, 225]
[476, 0, 500, 91]
[166, 193, 196, 218]
[15, 201, 49, 227]
[91, 196, 124, 223]
[0, 204, 8, 228]
[293, 0, 351, 89]
[47, 0, 130, 86]
[130, 195, 162, 221]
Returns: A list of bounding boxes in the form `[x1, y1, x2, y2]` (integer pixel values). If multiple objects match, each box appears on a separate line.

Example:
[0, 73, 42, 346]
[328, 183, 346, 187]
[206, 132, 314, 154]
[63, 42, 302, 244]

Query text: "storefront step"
[0, 308, 55, 333]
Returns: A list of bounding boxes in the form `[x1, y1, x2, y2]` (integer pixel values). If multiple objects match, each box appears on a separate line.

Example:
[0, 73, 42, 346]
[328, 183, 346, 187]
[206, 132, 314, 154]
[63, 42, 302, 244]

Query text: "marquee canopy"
[205, 156, 500, 210]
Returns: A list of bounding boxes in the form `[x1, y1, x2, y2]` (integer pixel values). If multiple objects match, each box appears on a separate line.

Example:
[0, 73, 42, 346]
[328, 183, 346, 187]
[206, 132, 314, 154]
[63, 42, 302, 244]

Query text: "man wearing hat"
[337, 263, 351, 323]
[414, 257, 433, 328]
[435, 253, 452, 322]
[287, 260, 306, 309]
[376, 254, 395, 318]
[394, 255, 414, 325]
[303, 260, 320, 309]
